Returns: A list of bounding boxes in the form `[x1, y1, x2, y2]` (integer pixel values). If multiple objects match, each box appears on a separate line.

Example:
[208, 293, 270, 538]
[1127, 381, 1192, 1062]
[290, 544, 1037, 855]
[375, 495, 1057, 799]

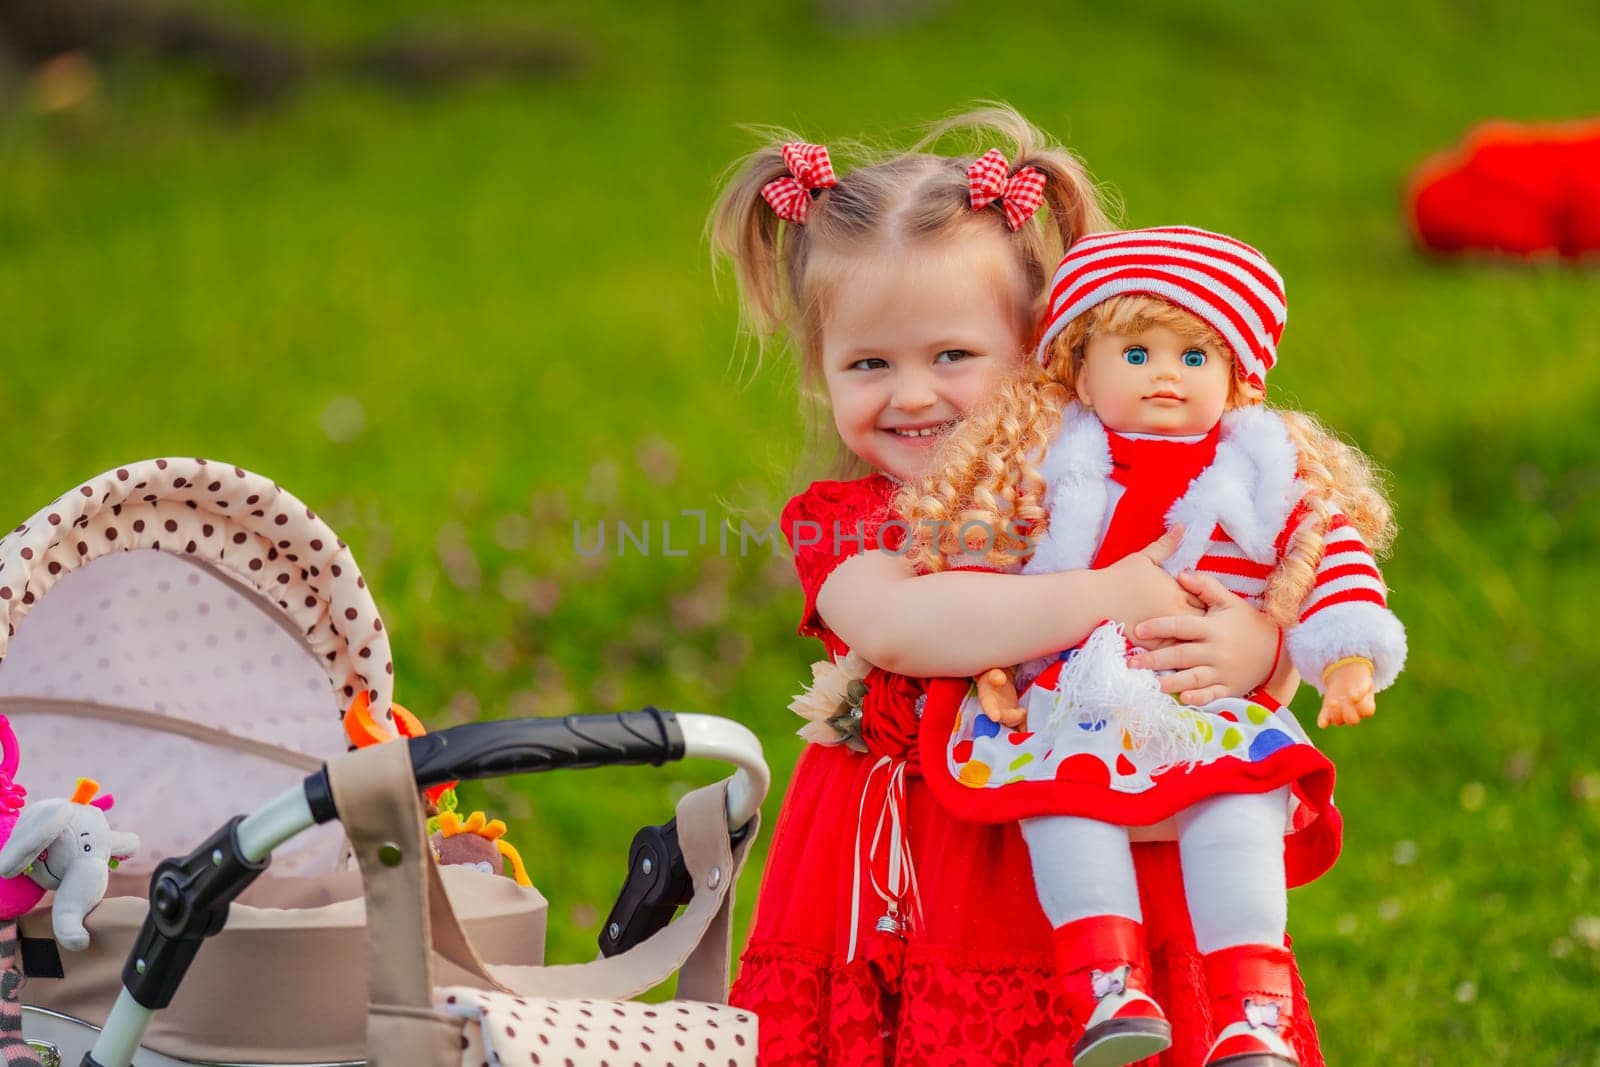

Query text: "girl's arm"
[817, 527, 1200, 676]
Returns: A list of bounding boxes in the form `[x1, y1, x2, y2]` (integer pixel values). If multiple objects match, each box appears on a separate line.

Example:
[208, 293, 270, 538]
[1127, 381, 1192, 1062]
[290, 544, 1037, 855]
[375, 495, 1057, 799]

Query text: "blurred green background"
[3, 1, 1598, 1061]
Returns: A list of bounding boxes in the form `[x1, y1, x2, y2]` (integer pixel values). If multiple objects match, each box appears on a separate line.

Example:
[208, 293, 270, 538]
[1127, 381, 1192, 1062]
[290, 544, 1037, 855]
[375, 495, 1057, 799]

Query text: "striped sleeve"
[1300, 513, 1387, 619]
[1283, 508, 1408, 694]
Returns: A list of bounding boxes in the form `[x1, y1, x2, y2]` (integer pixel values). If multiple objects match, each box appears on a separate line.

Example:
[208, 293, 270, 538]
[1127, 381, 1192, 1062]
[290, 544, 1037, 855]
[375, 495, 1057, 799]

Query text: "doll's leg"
[1021, 814, 1141, 927]
[1174, 789, 1289, 953]
[1174, 788, 1300, 1066]
[1021, 816, 1170, 1067]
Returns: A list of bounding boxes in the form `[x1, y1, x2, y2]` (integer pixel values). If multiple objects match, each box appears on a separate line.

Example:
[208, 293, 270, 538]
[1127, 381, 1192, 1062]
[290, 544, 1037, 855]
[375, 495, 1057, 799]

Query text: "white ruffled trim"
[1164, 405, 1303, 575]
[1023, 402, 1110, 575]
[1022, 402, 1304, 579]
[1042, 622, 1206, 769]
[1286, 600, 1408, 694]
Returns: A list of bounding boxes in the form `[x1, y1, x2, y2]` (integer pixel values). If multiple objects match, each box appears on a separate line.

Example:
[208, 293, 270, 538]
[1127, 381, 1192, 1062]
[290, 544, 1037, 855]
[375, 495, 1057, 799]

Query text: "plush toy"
[0, 778, 140, 953]
[0, 715, 140, 1065]
[427, 806, 531, 887]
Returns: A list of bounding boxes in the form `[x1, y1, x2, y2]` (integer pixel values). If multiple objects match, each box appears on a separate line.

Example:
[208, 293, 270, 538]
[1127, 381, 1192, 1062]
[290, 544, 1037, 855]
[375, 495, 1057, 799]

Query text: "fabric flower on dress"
[789, 651, 870, 751]
[859, 667, 926, 769]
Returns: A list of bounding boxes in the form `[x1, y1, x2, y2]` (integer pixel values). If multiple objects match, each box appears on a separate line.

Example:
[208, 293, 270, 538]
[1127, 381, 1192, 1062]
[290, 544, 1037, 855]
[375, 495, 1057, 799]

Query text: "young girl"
[905, 227, 1405, 1067]
[713, 112, 1324, 1065]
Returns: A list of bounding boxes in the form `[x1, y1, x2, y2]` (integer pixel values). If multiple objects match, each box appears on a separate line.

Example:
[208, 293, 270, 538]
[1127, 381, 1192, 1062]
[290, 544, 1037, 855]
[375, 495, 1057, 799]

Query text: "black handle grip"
[306, 709, 686, 824]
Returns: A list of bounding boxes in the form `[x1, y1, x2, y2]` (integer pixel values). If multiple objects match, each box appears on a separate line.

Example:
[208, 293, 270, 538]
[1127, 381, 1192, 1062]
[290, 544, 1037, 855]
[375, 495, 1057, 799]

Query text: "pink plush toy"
[0, 719, 45, 922]
[0, 713, 140, 1065]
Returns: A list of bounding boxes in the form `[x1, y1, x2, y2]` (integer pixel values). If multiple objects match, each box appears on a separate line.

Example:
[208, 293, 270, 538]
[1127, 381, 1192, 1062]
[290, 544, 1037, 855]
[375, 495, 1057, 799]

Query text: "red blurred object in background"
[1406, 119, 1600, 260]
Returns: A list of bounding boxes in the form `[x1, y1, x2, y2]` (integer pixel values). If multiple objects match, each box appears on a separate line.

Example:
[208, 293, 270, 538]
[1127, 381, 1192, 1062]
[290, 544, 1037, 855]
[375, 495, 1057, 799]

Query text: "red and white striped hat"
[1037, 226, 1288, 389]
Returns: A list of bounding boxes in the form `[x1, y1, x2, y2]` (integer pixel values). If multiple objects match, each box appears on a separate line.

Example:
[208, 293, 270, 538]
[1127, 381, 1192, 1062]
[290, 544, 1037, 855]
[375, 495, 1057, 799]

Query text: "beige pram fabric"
[3, 459, 548, 1062]
[326, 738, 758, 1067]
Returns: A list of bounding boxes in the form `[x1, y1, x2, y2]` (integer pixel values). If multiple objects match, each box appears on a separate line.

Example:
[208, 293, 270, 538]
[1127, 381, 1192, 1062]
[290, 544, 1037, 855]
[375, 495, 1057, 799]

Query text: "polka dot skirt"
[436, 988, 757, 1067]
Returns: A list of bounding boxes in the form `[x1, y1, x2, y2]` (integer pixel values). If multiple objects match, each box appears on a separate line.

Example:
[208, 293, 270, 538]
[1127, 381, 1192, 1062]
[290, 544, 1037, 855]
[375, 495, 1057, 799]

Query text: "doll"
[905, 227, 1405, 1067]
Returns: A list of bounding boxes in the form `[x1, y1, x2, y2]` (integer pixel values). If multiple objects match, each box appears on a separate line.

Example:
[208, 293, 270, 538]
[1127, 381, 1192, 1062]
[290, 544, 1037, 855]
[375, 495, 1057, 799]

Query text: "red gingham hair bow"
[761, 142, 838, 225]
[968, 148, 1047, 232]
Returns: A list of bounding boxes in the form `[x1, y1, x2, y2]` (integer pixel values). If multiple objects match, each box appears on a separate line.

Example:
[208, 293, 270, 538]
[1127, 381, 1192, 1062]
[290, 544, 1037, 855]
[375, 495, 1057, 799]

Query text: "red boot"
[1052, 915, 1171, 1067]
[1201, 943, 1299, 1066]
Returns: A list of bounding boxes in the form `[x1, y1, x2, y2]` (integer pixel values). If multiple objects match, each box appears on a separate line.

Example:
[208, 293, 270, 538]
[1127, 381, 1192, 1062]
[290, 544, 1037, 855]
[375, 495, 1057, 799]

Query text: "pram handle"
[302, 708, 766, 831]
[304, 708, 687, 824]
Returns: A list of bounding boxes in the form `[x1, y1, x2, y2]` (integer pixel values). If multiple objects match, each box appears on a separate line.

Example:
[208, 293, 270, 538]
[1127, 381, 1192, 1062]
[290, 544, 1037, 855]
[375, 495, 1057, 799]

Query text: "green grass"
[4, 1, 1600, 1060]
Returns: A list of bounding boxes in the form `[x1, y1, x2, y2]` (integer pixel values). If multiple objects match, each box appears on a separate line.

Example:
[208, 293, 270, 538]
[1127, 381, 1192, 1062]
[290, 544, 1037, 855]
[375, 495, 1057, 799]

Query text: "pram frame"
[82, 710, 766, 1067]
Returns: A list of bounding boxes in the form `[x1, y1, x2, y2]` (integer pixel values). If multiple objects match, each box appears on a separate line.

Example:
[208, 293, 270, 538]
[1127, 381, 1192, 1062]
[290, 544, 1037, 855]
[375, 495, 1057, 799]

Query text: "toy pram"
[0, 459, 767, 1066]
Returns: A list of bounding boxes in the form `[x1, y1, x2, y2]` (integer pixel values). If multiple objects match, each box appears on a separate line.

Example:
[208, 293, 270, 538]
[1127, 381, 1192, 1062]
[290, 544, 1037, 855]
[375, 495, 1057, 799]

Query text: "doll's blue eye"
[1183, 349, 1207, 367]
[1123, 347, 1148, 365]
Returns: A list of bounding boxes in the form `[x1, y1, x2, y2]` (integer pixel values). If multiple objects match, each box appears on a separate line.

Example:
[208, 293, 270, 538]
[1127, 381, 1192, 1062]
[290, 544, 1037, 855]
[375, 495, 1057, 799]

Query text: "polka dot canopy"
[0, 458, 398, 876]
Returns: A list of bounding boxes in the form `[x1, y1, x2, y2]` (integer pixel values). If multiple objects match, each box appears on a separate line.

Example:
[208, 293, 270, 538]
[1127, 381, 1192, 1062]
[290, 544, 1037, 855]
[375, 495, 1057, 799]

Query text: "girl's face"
[1076, 323, 1234, 436]
[818, 231, 1028, 481]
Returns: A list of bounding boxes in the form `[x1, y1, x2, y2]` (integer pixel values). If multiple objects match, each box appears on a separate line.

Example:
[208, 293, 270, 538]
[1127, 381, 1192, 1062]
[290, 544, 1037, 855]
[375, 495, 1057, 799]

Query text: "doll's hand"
[976, 668, 1026, 729]
[1128, 572, 1280, 705]
[1318, 660, 1376, 727]
[1100, 527, 1203, 641]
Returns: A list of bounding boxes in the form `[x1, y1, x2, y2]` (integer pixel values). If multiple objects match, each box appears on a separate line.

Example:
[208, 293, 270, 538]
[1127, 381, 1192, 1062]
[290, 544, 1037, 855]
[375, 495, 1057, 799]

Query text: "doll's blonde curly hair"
[898, 295, 1395, 628]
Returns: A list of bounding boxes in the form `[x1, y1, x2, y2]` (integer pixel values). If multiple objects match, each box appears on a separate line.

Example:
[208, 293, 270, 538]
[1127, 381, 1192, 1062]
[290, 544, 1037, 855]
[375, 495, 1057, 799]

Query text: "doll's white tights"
[1020, 787, 1290, 953]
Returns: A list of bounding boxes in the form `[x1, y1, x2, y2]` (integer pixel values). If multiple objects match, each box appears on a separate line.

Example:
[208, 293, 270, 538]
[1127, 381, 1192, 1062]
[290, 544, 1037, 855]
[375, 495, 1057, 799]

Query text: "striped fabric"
[1039, 226, 1288, 389]
[1189, 511, 1386, 623]
[1297, 513, 1387, 620]
[1191, 530, 1274, 602]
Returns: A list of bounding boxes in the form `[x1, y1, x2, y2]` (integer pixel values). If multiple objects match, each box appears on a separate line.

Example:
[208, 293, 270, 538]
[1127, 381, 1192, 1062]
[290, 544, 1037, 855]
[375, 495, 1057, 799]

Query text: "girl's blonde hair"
[709, 104, 1113, 478]
[900, 294, 1395, 628]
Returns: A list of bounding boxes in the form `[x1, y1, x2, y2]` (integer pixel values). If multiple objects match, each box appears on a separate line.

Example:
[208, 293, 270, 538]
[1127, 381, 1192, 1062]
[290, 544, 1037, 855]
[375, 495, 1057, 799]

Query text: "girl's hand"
[975, 668, 1026, 728]
[1128, 572, 1281, 705]
[1318, 660, 1376, 727]
[1098, 527, 1203, 637]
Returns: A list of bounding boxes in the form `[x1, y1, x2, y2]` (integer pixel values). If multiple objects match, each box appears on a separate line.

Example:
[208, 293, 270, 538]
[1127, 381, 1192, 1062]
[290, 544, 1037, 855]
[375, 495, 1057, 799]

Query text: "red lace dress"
[729, 475, 1326, 1067]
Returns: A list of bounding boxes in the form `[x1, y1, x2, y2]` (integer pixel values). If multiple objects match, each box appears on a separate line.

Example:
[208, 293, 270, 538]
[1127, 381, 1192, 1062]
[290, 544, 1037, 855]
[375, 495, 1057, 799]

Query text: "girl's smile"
[884, 417, 959, 441]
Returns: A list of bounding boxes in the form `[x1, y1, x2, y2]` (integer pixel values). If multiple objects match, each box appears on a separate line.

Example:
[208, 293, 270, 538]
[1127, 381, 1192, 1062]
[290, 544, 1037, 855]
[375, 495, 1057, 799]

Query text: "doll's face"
[1076, 323, 1234, 436]
[818, 231, 1028, 481]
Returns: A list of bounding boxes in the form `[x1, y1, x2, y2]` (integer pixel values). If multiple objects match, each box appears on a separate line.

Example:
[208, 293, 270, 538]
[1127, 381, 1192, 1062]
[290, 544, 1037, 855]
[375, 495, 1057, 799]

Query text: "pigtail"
[709, 133, 813, 355]
[1262, 410, 1397, 628]
[1024, 145, 1116, 250]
